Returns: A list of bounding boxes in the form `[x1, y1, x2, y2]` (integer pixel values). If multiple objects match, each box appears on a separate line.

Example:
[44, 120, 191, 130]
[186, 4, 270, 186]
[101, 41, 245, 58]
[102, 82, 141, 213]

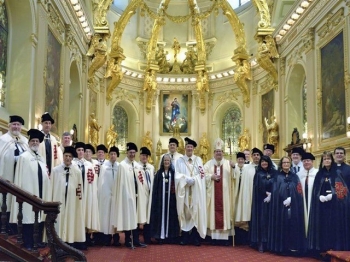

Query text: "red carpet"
[84, 244, 318, 262]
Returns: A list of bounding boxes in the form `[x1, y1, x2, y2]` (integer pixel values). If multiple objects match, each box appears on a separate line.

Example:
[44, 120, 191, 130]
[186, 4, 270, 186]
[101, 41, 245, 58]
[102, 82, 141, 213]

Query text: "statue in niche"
[196, 70, 209, 92]
[89, 113, 102, 148]
[199, 132, 210, 164]
[234, 59, 251, 107]
[87, 34, 108, 83]
[172, 37, 181, 61]
[143, 70, 157, 113]
[181, 49, 197, 74]
[106, 58, 123, 103]
[238, 128, 251, 152]
[141, 131, 153, 164]
[172, 122, 185, 155]
[264, 115, 279, 155]
[106, 124, 118, 150]
[291, 128, 301, 145]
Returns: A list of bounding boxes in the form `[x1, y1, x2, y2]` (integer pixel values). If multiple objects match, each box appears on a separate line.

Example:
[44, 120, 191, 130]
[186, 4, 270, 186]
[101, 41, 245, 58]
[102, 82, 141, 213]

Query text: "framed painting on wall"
[261, 88, 275, 144]
[45, 29, 61, 134]
[320, 31, 346, 140]
[159, 91, 191, 135]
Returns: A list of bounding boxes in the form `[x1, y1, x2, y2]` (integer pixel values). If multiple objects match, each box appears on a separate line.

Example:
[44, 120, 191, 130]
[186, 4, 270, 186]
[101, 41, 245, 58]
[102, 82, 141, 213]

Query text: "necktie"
[45, 134, 52, 173]
[111, 163, 114, 179]
[305, 171, 309, 209]
[293, 166, 297, 173]
[188, 158, 192, 164]
[64, 167, 70, 204]
[34, 152, 43, 198]
[298, 166, 300, 172]
[79, 161, 85, 189]
[144, 164, 151, 190]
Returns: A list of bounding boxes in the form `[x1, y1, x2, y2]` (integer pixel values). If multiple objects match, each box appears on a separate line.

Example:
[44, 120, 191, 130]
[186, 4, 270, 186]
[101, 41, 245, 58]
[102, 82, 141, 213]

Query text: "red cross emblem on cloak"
[335, 182, 348, 200]
[198, 166, 205, 179]
[296, 182, 303, 195]
[87, 169, 94, 183]
[76, 184, 82, 200]
[54, 145, 57, 160]
[138, 171, 144, 184]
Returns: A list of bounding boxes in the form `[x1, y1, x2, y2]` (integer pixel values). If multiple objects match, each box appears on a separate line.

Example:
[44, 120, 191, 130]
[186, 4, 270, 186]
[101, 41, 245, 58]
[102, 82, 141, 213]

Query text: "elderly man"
[10, 129, 51, 250]
[175, 137, 206, 246]
[334, 147, 350, 187]
[98, 146, 120, 246]
[59, 131, 72, 152]
[111, 142, 148, 248]
[51, 146, 85, 248]
[297, 152, 318, 236]
[205, 138, 235, 246]
[139, 147, 155, 244]
[73, 142, 100, 248]
[291, 147, 305, 174]
[159, 138, 183, 168]
[38, 112, 62, 175]
[263, 144, 277, 169]
[234, 147, 262, 245]
[0, 115, 29, 234]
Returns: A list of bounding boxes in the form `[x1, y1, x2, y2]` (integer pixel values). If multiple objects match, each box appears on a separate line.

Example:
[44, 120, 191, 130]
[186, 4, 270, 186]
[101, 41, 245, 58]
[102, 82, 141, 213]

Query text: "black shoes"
[125, 241, 147, 248]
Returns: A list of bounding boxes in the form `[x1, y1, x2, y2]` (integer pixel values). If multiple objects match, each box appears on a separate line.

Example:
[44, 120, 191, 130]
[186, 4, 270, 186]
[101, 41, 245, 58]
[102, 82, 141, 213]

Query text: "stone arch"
[111, 99, 139, 147]
[68, 60, 81, 136]
[285, 63, 306, 143]
[2, 0, 35, 123]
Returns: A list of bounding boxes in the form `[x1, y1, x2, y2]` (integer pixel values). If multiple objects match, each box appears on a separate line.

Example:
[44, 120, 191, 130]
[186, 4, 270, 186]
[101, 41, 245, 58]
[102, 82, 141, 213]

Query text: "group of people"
[0, 113, 349, 259]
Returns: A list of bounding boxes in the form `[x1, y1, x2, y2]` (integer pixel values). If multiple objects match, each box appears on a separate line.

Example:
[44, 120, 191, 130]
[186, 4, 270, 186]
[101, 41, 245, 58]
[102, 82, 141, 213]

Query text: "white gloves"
[264, 192, 271, 203]
[319, 194, 332, 202]
[283, 197, 291, 206]
[186, 177, 195, 186]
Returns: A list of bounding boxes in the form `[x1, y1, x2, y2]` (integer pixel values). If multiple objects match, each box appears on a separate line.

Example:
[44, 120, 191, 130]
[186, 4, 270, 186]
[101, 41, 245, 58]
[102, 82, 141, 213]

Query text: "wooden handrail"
[0, 177, 86, 262]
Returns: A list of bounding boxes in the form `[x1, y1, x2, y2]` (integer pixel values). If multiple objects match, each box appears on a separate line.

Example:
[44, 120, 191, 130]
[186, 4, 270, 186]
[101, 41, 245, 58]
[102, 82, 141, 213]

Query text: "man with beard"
[0, 115, 29, 234]
[38, 112, 62, 175]
[10, 129, 51, 250]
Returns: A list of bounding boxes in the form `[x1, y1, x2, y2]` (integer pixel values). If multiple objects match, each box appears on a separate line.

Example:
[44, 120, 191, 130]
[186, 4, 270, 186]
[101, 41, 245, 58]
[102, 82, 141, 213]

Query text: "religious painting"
[221, 106, 242, 155]
[112, 105, 128, 151]
[45, 29, 61, 134]
[320, 31, 346, 139]
[159, 91, 191, 135]
[261, 89, 274, 144]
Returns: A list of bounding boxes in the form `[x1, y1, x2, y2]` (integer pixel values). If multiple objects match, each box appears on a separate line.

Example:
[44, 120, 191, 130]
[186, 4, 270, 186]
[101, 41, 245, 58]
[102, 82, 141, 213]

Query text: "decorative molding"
[208, 91, 214, 107]
[114, 88, 137, 102]
[216, 90, 240, 104]
[279, 57, 286, 76]
[82, 56, 87, 74]
[252, 81, 258, 95]
[139, 91, 144, 106]
[157, 84, 195, 90]
[121, 77, 144, 88]
[30, 33, 38, 48]
[259, 75, 277, 94]
[136, 37, 149, 59]
[317, 8, 345, 39]
[47, 3, 65, 37]
[303, 27, 315, 53]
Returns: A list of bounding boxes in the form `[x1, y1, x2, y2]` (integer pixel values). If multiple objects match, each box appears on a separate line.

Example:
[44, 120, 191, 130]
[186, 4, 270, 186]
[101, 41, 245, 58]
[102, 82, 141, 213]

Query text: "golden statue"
[256, 35, 279, 83]
[92, 0, 113, 27]
[87, 34, 108, 83]
[172, 122, 184, 155]
[106, 124, 118, 150]
[156, 46, 170, 74]
[196, 70, 209, 92]
[172, 37, 181, 61]
[106, 58, 123, 104]
[238, 128, 251, 152]
[264, 115, 279, 155]
[199, 132, 210, 164]
[181, 48, 197, 74]
[234, 59, 251, 107]
[89, 113, 102, 148]
[143, 70, 157, 113]
[141, 131, 153, 164]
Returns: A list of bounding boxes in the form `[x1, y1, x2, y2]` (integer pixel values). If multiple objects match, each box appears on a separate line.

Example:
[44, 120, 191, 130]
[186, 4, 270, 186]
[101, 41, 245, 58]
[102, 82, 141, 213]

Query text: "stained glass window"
[0, 2, 8, 107]
[222, 106, 242, 155]
[113, 105, 128, 151]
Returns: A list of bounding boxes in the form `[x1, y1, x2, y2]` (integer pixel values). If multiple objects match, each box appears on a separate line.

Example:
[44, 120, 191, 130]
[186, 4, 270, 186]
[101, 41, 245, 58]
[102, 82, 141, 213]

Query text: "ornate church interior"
[0, 0, 350, 261]
[0, 0, 349, 163]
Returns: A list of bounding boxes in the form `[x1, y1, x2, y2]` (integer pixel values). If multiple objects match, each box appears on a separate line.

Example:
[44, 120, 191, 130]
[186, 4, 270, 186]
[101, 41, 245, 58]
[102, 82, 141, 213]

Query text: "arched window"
[227, 0, 251, 9]
[222, 106, 242, 154]
[113, 105, 128, 150]
[0, 2, 8, 107]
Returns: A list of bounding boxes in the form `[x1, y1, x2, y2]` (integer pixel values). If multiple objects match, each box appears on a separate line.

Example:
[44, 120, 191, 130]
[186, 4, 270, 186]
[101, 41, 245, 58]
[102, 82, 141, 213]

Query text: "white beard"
[31, 145, 39, 152]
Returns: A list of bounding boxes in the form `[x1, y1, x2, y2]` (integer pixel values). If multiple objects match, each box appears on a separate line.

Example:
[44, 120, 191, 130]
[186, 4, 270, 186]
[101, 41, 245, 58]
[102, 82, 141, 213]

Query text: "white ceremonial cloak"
[72, 158, 100, 232]
[38, 133, 63, 172]
[175, 155, 207, 238]
[297, 167, 318, 235]
[139, 161, 155, 223]
[51, 164, 85, 243]
[204, 158, 234, 239]
[0, 132, 29, 210]
[110, 158, 149, 231]
[98, 160, 119, 234]
[10, 150, 51, 224]
[234, 163, 257, 224]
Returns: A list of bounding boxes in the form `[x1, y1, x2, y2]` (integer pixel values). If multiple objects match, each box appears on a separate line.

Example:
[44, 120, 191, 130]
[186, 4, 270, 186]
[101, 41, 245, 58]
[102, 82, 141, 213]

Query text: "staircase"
[0, 177, 86, 262]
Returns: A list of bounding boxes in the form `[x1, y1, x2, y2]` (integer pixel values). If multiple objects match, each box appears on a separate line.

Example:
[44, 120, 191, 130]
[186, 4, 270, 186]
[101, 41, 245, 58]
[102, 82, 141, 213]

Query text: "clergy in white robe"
[51, 147, 85, 244]
[10, 129, 51, 249]
[38, 113, 62, 175]
[139, 147, 155, 244]
[73, 142, 100, 236]
[297, 152, 318, 236]
[97, 146, 120, 246]
[159, 138, 183, 169]
[205, 138, 235, 245]
[85, 143, 100, 179]
[110, 142, 148, 248]
[0, 115, 29, 225]
[175, 137, 206, 246]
